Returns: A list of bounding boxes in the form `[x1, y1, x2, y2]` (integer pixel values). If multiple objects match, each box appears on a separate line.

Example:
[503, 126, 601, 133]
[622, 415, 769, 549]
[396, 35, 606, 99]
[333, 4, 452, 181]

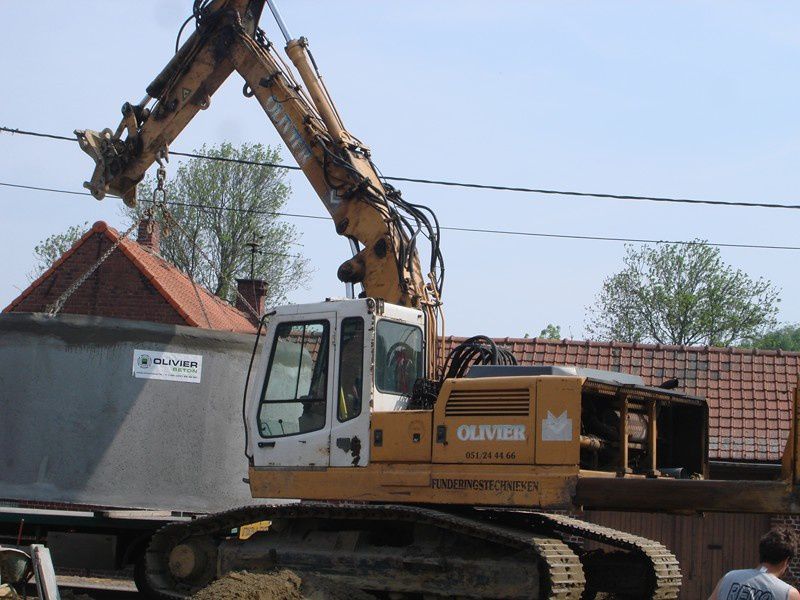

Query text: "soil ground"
[192, 570, 377, 600]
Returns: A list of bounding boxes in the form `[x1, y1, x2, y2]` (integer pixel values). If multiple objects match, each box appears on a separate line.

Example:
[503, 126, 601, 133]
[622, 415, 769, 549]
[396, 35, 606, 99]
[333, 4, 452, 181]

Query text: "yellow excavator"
[75, 1, 800, 598]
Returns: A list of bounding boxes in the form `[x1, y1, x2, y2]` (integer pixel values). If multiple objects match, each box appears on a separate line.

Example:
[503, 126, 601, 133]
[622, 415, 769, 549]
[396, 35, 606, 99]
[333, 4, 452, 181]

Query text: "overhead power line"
[1, 125, 798, 211]
[3, 180, 800, 252]
[0, 182, 305, 259]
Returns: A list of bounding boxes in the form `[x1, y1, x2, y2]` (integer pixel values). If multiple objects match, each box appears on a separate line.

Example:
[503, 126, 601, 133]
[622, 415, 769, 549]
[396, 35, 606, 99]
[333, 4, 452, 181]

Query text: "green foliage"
[586, 241, 780, 347]
[125, 142, 311, 307]
[747, 324, 800, 351]
[539, 324, 562, 340]
[29, 222, 89, 280]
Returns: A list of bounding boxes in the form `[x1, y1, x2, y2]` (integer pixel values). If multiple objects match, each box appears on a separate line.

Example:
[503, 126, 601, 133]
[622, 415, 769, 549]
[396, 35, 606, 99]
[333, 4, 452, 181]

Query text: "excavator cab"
[245, 298, 425, 469]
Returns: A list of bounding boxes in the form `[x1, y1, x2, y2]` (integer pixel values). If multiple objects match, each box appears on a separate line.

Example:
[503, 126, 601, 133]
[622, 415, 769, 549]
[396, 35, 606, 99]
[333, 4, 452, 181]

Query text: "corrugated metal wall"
[585, 510, 771, 599]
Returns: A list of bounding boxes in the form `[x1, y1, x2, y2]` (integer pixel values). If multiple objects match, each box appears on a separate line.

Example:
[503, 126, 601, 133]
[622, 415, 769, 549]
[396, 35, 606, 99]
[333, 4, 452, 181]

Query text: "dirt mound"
[192, 570, 303, 600]
[192, 570, 376, 600]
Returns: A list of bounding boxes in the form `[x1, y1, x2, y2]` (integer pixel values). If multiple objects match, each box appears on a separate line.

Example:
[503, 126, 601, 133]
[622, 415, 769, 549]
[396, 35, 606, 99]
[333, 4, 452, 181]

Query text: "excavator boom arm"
[76, 0, 442, 375]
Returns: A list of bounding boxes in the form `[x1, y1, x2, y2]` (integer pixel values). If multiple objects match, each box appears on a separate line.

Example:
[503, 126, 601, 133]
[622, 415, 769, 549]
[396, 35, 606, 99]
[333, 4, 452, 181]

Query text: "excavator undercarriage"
[145, 502, 682, 600]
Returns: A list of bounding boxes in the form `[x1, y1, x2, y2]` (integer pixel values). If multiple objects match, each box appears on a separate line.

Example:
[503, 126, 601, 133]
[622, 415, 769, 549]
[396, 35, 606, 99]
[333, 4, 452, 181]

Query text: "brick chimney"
[137, 216, 161, 253]
[236, 278, 268, 323]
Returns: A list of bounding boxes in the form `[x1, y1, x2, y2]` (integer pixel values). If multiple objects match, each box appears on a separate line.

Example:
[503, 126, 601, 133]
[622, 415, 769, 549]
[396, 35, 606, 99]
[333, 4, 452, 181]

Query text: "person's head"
[759, 528, 797, 573]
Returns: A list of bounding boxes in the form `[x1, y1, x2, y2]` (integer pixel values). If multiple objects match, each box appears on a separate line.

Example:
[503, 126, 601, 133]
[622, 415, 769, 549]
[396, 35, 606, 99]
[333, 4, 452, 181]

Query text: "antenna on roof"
[245, 235, 264, 280]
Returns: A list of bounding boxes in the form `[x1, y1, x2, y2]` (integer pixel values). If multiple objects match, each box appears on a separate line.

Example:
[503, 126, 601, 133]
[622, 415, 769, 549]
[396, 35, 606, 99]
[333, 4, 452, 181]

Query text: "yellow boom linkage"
[75, 0, 443, 377]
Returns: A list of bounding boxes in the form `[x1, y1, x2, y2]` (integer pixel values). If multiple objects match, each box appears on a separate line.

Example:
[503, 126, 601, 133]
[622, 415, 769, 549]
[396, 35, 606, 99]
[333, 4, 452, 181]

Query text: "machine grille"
[445, 388, 530, 416]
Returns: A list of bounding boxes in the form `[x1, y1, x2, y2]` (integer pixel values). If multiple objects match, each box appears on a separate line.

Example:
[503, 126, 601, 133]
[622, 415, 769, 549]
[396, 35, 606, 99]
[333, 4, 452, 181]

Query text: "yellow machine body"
[249, 375, 583, 507]
[247, 361, 711, 514]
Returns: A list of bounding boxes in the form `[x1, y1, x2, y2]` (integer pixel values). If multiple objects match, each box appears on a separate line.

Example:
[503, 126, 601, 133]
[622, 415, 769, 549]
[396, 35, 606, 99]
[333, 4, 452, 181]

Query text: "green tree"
[125, 142, 311, 307]
[747, 324, 800, 351]
[586, 241, 780, 346]
[539, 324, 562, 339]
[29, 222, 89, 280]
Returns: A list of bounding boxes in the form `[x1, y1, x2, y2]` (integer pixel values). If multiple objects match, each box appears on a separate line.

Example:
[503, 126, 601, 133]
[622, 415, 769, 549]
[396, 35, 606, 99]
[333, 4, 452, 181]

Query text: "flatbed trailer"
[0, 502, 194, 590]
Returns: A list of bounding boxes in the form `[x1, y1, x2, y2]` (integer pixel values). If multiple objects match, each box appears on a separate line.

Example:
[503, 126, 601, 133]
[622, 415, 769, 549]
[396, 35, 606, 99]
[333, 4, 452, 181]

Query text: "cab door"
[250, 313, 336, 468]
[329, 315, 371, 467]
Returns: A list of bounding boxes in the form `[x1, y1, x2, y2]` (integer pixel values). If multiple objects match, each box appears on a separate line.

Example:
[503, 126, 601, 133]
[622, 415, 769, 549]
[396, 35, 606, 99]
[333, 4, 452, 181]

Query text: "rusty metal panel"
[585, 510, 770, 599]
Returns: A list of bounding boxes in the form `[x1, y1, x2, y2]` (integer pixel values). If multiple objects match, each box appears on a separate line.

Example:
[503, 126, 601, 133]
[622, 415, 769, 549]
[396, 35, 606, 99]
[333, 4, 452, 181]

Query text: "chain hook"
[152, 146, 169, 210]
[152, 185, 168, 208]
[155, 145, 169, 169]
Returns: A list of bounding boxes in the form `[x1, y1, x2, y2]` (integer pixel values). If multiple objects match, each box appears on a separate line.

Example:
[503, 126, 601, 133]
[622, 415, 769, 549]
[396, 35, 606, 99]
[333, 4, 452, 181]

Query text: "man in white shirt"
[708, 528, 800, 600]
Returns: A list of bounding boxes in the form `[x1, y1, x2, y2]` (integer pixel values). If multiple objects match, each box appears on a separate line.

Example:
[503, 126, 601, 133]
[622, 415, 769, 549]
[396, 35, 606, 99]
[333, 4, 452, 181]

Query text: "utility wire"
[2, 125, 798, 211]
[148, 198, 329, 221]
[3, 180, 800, 252]
[0, 182, 88, 196]
[0, 183, 304, 259]
[0, 127, 74, 142]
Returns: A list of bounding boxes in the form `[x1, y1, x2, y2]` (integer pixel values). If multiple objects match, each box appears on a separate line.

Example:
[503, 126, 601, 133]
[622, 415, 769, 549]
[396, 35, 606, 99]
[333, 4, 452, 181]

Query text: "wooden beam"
[781, 384, 800, 485]
[617, 391, 632, 476]
[647, 400, 660, 477]
[794, 386, 800, 486]
[576, 477, 800, 514]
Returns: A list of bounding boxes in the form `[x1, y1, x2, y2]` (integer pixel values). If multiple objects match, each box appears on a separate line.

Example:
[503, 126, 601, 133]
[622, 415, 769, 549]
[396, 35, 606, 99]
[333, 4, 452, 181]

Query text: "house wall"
[8, 231, 186, 326]
[0, 313, 259, 513]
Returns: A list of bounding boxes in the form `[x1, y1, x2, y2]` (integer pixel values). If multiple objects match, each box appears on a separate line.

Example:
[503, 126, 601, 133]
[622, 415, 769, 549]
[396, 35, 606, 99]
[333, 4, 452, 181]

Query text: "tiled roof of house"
[444, 336, 799, 463]
[4, 221, 256, 334]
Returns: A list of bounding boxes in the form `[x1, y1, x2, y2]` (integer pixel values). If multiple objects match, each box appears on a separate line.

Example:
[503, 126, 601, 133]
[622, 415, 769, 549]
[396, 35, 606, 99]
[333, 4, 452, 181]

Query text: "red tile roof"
[5, 221, 256, 334]
[444, 336, 799, 463]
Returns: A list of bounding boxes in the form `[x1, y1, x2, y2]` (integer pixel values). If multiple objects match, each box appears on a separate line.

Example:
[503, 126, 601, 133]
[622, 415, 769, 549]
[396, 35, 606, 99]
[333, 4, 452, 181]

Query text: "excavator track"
[541, 512, 681, 599]
[511, 511, 682, 599]
[144, 502, 678, 599]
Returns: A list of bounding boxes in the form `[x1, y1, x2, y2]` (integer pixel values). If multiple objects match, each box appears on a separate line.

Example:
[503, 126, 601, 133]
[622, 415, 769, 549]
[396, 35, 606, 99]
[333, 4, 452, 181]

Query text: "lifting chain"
[46, 149, 170, 317]
[45, 215, 146, 317]
[47, 147, 261, 322]
[147, 146, 261, 320]
[152, 148, 169, 211]
[158, 203, 262, 322]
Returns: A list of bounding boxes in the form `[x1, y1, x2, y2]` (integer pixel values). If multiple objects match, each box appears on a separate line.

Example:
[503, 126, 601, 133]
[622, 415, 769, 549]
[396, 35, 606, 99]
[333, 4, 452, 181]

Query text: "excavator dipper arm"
[76, 0, 442, 375]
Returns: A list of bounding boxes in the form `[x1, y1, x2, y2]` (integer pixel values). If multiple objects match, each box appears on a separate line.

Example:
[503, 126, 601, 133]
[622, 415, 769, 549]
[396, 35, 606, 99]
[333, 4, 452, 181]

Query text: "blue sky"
[1, 1, 798, 338]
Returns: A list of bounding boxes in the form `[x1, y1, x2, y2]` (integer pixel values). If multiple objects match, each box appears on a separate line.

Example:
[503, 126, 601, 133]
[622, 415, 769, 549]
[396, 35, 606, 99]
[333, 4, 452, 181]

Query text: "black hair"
[759, 528, 797, 565]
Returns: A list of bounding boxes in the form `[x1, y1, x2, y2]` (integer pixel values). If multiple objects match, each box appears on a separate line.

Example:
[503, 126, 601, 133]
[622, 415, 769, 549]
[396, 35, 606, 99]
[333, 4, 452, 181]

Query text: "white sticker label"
[132, 350, 202, 384]
[542, 410, 572, 441]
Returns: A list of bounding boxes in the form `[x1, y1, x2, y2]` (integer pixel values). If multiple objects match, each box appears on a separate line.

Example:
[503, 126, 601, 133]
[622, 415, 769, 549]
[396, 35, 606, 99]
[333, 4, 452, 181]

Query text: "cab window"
[338, 317, 364, 422]
[259, 321, 329, 438]
[375, 320, 423, 395]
